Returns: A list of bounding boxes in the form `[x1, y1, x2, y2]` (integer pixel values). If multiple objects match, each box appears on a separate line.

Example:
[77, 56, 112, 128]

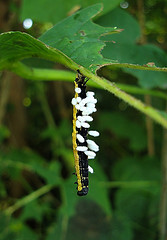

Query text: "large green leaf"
[20, 0, 122, 24]
[0, 4, 118, 73]
[0, 31, 76, 71]
[1, 4, 167, 77]
[39, 4, 118, 72]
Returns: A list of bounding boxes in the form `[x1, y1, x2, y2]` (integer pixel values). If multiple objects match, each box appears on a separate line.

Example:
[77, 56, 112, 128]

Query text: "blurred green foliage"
[0, 0, 167, 240]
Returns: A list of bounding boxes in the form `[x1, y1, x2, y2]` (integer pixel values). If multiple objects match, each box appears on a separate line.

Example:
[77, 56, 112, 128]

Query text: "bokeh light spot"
[23, 18, 33, 29]
[120, 1, 129, 9]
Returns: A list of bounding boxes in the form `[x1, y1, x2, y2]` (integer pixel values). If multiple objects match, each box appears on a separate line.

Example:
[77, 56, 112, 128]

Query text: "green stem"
[160, 116, 167, 240]
[11, 62, 75, 81]
[36, 83, 57, 128]
[10, 62, 167, 128]
[0, 159, 33, 170]
[10, 62, 167, 99]
[11, 63, 167, 99]
[36, 82, 65, 156]
[109, 63, 167, 72]
[117, 84, 167, 100]
[5, 184, 54, 216]
[81, 67, 167, 128]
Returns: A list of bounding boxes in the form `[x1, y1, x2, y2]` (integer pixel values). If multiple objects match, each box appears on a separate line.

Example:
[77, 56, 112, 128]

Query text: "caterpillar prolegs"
[71, 70, 99, 196]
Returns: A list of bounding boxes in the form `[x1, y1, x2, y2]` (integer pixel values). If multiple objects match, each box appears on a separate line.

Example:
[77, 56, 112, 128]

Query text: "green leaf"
[47, 198, 112, 240]
[31, 161, 62, 185]
[60, 176, 79, 217]
[97, 8, 167, 88]
[0, 214, 16, 240]
[113, 156, 160, 184]
[96, 7, 141, 44]
[112, 156, 160, 235]
[10, 221, 38, 240]
[0, 214, 38, 240]
[39, 4, 118, 72]
[59, 161, 111, 218]
[0, 149, 62, 185]
[158, 110, 167, 120]
[0, 31, 76, 71]
[41, 120, 71, 143]
[88, 161, 112, 215]
[115, 188, 160, 239]
[0, 4, 119, 73]
[110, 211, 133, 240]
[115, 190, 150, 222]
[19, 200, 51, 222]
[20, 0, 122, 24]
[1, 5, 167, 130]
[46, 215, 64, 240]
[98, 112, 147, 151]
[1, 5, 167, 77]
[105, 43, 167, 88]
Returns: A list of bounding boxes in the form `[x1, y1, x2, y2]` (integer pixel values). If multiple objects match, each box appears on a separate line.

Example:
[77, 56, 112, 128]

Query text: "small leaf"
[19, 200, 51, 222]
[31, 161, 62, 185]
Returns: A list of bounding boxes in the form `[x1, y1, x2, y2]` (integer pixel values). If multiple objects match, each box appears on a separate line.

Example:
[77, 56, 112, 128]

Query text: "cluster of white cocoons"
[72, 89, 100, 174]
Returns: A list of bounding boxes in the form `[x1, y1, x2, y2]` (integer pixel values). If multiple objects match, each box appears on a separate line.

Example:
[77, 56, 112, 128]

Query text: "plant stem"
[36, 83, 57, 128]
[137, 0, 155, 157]
[81, 68, 167, 129]
[145, 95, 155, 156]
[10, 62, 167, 128]
[108, 63, 167, 72]
[5, 184, 54, 216]
[117, 84, 167, 100]
[11, 62, 76, 81]
[160, 106, 167, 240]
[11, 62, 167, 100]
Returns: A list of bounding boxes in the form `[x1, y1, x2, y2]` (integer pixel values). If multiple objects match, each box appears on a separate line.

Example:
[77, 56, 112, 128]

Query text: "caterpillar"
[71, 70, 99, 196]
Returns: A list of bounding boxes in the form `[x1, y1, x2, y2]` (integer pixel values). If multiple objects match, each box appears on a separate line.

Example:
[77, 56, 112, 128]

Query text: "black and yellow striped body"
[72, 72, 89, 196]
